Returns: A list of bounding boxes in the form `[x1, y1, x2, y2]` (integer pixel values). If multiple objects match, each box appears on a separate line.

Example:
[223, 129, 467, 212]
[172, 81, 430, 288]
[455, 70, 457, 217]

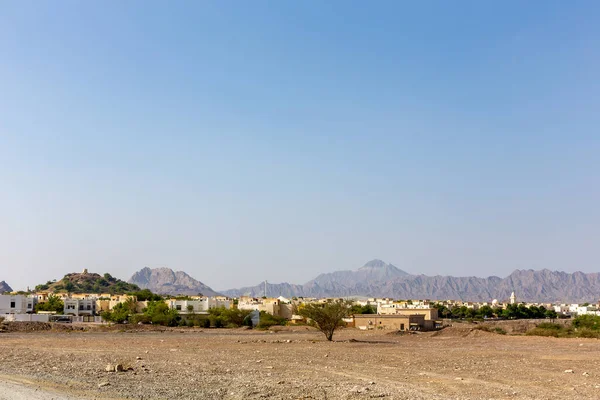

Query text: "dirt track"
[0, 324, 599, 399]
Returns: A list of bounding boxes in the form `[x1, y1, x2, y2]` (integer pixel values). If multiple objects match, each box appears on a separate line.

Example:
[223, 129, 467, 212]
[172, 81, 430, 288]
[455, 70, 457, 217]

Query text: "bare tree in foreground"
[297, 299, 351, 341]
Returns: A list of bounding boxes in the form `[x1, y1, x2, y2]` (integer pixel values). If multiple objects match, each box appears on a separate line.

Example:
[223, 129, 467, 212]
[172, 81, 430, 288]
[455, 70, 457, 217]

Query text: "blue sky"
[1, 1, 599, 291]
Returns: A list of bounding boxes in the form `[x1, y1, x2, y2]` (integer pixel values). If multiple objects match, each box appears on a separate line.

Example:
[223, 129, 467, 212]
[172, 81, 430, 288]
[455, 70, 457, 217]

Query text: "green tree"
[144, 300, 180, 326]
[477, 305, 494, 318]
[349, 304, 376, 315]
[297, 300, 351, 341]
[101, 302, 130, 323]
[34, 294, 64, 314]
[64, 281, 75, 292]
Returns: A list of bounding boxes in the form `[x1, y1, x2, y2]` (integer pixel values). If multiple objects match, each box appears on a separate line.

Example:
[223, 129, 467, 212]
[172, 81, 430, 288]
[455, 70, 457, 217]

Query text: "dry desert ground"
[0, 323, 599, 400]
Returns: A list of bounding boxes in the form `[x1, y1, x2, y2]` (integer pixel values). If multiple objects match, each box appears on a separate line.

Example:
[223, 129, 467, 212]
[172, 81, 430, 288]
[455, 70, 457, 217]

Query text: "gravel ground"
[1, 324, 599, 399]
[0, 377, 84, 400]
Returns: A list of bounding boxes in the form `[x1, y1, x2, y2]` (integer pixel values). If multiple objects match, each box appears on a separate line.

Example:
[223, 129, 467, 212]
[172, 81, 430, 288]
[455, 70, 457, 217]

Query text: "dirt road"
[1, 324, 599, 399]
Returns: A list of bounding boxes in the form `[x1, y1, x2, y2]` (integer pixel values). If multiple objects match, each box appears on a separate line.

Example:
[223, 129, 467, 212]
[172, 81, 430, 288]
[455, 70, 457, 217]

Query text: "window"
[400, 323, 405, 331]
[27, 304, 32, 309]
[176, 305, 182, 311]
[87, 305, 91, 310]
[10, 301, 15, 308]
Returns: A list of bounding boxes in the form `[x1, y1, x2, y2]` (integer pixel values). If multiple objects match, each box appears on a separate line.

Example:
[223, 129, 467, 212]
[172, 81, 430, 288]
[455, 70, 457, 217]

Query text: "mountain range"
[128, 267, 221, 296]
[221, 260, 600, 303]
[0, 281, 12, 293]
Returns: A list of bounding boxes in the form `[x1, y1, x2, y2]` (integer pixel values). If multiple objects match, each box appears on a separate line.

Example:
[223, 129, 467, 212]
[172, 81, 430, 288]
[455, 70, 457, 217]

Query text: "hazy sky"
[1, 2, 599, 292]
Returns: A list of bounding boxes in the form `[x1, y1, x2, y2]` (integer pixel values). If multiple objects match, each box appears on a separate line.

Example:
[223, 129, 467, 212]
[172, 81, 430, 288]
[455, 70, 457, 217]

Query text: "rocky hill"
[0, 281, 12, 293]
[34, 271, 140, 294]
[128, 267, 221, 296]
[222, 260, 600, 303]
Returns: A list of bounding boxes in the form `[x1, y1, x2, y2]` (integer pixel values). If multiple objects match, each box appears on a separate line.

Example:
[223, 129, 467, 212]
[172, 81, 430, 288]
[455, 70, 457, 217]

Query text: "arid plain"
[1, 324, 599, 400]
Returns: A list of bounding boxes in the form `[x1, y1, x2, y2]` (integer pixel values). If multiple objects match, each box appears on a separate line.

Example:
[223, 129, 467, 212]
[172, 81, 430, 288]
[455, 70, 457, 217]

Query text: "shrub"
[573, 315, 600, 331]
[526, 322, 572, 338]
[256, 311, 287, 329]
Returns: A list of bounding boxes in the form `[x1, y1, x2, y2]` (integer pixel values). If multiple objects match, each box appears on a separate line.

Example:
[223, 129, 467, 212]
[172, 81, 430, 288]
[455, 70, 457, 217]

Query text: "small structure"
[353, 314, 427, 331]
[510, 292, 517, 305]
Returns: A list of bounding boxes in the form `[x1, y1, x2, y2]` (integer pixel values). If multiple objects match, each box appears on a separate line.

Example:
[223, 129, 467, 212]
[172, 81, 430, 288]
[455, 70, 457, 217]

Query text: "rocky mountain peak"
[128, 267, 220, 296]
[0, 281, 13, 293]
[360, 259, 388, 269]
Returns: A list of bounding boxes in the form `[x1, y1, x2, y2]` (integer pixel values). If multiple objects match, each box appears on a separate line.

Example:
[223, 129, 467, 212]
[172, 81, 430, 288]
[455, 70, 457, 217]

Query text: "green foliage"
[128, 289, 162, 301]
[34, 294, 64, 314]
[349, 304, 376, 315]
[208, 307, 253, 328]
[439, 302, 553, 320]
[257, 311, 287, 329]
[130, 314, 152, 324]
[35, 281, 52, 291]
[64, 281, 75, 292]
[572, 315, 600, 330]
[526, 320, 600, 339]
[474, 325, 507, 335]
[34, 272, 140, 295]
[101, 298, 138, 323]
[526, 323, 571, 338]
[143, 300, 180, 326]
[297, 300, 351, 341]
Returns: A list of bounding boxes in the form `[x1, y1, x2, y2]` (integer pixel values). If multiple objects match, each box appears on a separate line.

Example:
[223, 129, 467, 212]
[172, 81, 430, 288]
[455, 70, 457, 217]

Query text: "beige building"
[353, 314, 427, 331]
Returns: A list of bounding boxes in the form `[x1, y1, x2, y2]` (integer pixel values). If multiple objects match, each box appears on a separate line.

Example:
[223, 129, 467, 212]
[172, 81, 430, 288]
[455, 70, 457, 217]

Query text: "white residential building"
[0, 294, 37, 314]
[167, 297, 231, 313]
[64, 298, 97, 316]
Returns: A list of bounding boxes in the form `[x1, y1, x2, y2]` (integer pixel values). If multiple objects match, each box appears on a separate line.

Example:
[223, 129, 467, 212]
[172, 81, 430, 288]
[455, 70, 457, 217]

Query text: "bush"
[526, 322, 572, 338]
[576, 328, 600, 338]
[473, 325, 506, 335]
[573, 315, 600, 330]
[256, 311, 287, 329]
[208, 307, 253, 328]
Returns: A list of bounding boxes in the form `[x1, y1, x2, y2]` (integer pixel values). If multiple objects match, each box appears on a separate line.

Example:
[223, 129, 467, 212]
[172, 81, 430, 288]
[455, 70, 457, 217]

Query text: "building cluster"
[0, 292, 231, 322]
[2, 289, 600, 328]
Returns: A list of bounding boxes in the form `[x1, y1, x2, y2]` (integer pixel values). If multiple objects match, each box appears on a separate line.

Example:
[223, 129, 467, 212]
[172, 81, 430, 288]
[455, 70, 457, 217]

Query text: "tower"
[510, 292, 516, 305]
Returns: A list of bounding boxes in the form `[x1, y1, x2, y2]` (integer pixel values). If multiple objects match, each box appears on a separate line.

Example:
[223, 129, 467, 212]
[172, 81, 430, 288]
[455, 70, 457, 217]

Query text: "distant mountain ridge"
[222, 260, 600, 303]
[0, 281, 12, 293]
[128, 267, 220, 296]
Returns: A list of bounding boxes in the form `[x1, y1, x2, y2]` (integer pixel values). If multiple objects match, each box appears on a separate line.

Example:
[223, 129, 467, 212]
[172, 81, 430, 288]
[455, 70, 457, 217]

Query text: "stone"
[564, 370, 574, 374]
[115, 364, 124, 372]
[98, 382, 110, 388]
[105, 365, 114, 372]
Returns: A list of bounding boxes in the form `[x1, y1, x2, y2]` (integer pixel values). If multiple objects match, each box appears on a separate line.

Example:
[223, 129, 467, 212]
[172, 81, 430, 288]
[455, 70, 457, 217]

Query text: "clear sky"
[1, 1, 599, 291]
